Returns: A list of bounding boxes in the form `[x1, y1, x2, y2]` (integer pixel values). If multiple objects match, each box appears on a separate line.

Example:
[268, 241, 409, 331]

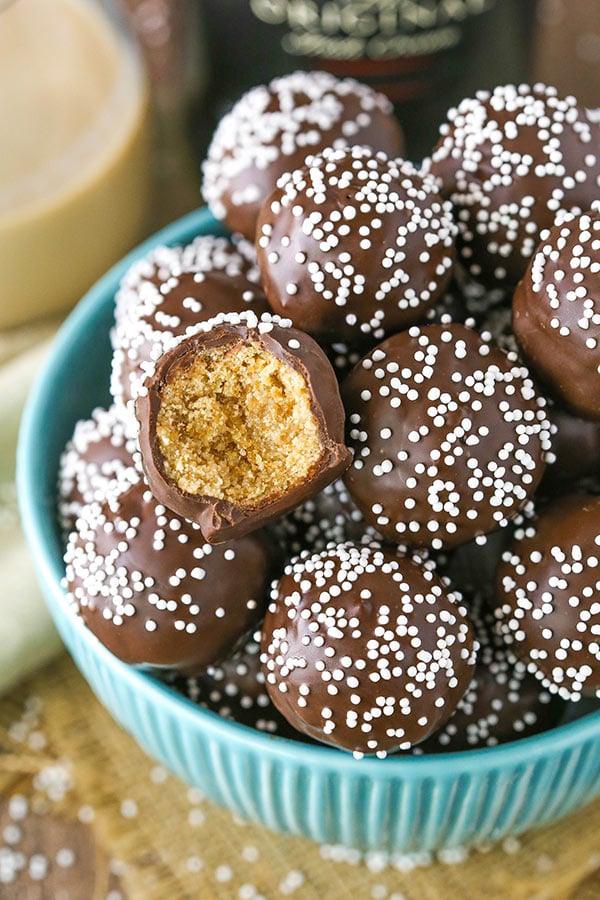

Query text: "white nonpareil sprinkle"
[279, 869, 305, 894]
[120, 799, 138, 819]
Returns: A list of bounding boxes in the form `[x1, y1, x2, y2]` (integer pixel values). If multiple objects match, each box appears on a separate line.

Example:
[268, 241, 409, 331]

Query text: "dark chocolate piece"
[429, 84, 600, 286]
[261, 541, 477, 756]
[202, 70, 405, 241]
[256, 145, 456, 343]
[495, 493, 600, 701]
[64, 480, 274, 675]
[342, 322, 552, 550]
[136, 311, 352, 542]
[513, 211, 600, 420]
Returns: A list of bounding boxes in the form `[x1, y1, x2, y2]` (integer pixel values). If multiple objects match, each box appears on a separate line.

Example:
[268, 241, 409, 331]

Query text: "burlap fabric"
[0, 655, 599, 900]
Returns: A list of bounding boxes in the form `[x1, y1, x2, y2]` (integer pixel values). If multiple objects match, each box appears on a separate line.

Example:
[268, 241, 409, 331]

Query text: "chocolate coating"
[256, 146, 456, 343]
[261, 541, 477, 755]
[273, 478, 380, 559]
[435, 530, 510, 611]
[165, 631, 316, 742]
[430, 84, 600, 286]
[495, 493, 600, 701]
[415, 604, 564, 752]
[202, 69, 405, 241]
[64, 480, 273, 675]
[538, 403, 600, 497]
[513, 211, 600, 420]
[342, 323, 552, 550]
[110, 235, 268, 410]
[58, 405, 141, 532]
[136, 311, 351, 543]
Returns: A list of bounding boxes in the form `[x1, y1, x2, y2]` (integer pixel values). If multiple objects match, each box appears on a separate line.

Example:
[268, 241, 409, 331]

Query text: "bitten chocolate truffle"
[110, 235, 268, 412]
[495, 494, 600, 701]
[65, 480, 273, 675]
[256, 146, 456, 343]
[202, 70, 405, 241]
[342, 323, 552, 550]
[513, 211, 600, 420]
[261, 541, 477, 755]
[430, 84, 600, 286]
[136, 311, 351, 542]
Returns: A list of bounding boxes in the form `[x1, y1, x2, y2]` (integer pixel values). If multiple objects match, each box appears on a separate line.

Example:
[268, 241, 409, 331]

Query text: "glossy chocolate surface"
[513, 211, 600, 420]
[342, 323, 552, 550]
[257, 146, 456, 343]
[65, 480, 274, 675]
[261, 541, 477, 755]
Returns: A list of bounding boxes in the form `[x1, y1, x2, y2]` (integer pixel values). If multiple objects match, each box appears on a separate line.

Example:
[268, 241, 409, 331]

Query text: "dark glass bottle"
[199, 0, 533, 159]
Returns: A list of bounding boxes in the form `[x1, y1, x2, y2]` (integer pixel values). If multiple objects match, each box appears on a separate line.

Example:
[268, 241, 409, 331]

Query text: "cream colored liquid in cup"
[0, 0, 152, 329]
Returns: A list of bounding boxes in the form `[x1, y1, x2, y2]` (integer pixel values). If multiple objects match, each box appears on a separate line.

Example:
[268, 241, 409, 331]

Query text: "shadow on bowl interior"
[17, 206, 600, 855]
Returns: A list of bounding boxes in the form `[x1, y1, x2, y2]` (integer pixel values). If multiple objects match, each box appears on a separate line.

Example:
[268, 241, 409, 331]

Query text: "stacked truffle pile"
[60, 70, 600, 758]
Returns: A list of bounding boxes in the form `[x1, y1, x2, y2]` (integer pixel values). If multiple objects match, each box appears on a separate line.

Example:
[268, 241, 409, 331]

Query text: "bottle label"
[249, 0, 498, 59]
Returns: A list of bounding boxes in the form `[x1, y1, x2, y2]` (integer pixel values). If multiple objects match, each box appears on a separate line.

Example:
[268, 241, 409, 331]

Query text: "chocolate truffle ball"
[167, 631, 313, 741]
[110, 235, 268, 412]
[535, 400, 600, 500]
[256, 146, 456, 343]
[495, 494, 600, 700]
[415, 605, 563, 752]
[513, 211, 600, 419]
[64, 480, 274, 675]
[342, 322, 553, 550]
[435, 530, 510, 611]
[261, 541, 477, 756]
[201, 70, 405, 241]
[136, 311, 351, 543]
[58, 405, 142, 532]
[430, 84, 600, 286]
[273, 478, 380, 559]
[324, 291, 466, 384]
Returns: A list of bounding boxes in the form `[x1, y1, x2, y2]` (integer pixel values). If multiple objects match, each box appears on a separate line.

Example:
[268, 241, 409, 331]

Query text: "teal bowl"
[17, 207, 600, 854]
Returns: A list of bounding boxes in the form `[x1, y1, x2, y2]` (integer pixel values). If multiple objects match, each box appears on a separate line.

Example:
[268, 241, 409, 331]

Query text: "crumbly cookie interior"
[156, 341, 323, 505]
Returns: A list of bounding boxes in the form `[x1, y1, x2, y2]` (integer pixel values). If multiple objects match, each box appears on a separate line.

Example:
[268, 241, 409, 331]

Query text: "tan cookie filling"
[156, 341, 324, 505]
